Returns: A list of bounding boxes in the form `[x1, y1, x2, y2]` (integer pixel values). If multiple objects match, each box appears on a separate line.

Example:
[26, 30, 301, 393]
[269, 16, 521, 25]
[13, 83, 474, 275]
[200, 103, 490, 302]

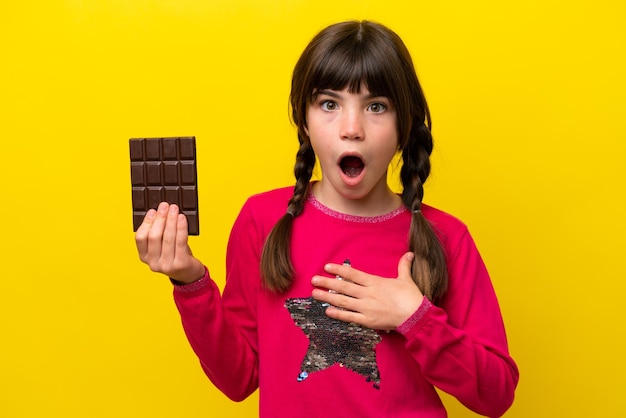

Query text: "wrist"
[169, 261, 206, 285]
[170, 266, 210, 292]
[396, 297, 432, 336]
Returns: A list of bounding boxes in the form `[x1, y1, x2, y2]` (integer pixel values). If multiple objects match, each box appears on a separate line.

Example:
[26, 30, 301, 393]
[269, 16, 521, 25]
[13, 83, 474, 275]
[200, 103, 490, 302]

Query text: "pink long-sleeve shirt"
[173, 187, 519, 417]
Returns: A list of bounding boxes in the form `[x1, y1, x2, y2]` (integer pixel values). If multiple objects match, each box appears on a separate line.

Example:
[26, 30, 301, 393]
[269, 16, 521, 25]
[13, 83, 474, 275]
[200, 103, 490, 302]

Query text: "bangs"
[307, 39, 399, 100]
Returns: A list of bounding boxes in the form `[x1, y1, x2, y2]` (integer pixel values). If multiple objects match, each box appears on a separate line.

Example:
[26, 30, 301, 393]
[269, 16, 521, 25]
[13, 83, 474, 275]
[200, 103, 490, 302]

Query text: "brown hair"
[260, 20, 448, 301]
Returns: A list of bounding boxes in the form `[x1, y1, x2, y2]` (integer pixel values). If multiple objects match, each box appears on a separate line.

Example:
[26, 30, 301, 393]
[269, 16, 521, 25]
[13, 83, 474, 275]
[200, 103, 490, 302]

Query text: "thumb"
[397, 252, 415, 282]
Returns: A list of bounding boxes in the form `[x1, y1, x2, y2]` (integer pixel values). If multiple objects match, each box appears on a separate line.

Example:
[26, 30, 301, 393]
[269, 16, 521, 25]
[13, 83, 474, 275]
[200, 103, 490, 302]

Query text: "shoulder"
[421, 203, 471, 250]
[228, 186, 293, 248]
[234, 186, 292, 232]
[243, 186, 292, 213]
[421, 203, 468, 233]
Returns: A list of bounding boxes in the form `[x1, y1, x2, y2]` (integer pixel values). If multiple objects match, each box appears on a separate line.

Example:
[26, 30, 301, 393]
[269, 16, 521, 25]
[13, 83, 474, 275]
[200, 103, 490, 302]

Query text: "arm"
[398, 228, 518, 417]
[173, 271, 259, 401]
[397, 302, 518, 417]
[135, 202, 260, 401]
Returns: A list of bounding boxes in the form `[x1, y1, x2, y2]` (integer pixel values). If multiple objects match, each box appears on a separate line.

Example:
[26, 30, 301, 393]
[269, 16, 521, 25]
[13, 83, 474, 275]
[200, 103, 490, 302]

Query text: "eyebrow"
[313, 89, 387, 100]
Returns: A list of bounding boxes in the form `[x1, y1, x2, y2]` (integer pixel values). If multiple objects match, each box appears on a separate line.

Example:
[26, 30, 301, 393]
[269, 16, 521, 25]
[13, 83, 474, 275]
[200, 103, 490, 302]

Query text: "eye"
[320, 100, 338, 111]
[367, 102, 387, 113]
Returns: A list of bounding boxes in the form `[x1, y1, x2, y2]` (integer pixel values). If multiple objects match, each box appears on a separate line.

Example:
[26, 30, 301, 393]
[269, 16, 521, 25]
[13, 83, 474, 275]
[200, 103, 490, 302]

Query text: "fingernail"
[169, 204, 179, 214]
[158, 202, 168, 213]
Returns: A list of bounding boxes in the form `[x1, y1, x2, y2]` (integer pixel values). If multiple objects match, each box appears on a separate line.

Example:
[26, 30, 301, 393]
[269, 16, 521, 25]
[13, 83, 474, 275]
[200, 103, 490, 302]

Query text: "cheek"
[379, 125, 400, 150]
[377, 136, 400, 165]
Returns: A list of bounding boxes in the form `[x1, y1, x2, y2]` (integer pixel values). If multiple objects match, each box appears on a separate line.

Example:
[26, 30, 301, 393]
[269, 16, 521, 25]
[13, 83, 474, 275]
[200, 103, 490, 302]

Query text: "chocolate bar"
[130, 136, 199, 235]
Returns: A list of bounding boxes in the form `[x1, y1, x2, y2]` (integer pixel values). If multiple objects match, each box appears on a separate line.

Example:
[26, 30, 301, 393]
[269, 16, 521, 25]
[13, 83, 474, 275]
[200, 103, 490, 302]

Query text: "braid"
[260, 138, 315, 292]
[401, 123, 448, 302]
[400, 123, 430, 211]
[287, 139, 316, 215]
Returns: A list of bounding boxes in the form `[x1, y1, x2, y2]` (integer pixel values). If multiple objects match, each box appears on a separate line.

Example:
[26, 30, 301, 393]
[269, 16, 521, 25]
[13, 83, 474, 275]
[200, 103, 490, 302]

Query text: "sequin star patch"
[285, 297, 382, 389]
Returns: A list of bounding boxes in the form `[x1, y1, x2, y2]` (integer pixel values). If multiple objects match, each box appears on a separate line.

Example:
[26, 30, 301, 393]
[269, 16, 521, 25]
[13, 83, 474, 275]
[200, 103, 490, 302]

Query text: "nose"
[340, 109, 364, 140]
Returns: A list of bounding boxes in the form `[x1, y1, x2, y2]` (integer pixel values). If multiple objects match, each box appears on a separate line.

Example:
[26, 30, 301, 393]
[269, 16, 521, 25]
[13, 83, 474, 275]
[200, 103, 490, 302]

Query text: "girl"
[135, 20, 519, 417]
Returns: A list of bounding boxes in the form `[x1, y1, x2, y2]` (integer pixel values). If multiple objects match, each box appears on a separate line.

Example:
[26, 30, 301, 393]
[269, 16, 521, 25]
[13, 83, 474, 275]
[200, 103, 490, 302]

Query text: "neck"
[311, 181, 403, 217]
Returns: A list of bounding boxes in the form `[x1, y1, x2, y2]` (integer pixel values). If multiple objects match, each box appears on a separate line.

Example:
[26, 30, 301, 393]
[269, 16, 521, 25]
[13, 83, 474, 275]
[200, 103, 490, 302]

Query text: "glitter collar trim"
[307, 194, 407, 224]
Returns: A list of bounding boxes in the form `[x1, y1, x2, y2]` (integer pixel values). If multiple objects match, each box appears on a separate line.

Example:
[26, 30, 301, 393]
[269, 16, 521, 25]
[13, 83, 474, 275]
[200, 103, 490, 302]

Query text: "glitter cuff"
[170, 266, 210, 293]
[396, 297, 432, 336]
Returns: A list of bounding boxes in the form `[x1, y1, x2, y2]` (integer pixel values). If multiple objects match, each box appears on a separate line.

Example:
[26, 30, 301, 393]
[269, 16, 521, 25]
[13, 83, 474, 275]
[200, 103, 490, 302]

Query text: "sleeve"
[396, 227, 519, 417]
[172, 200, 262, 402]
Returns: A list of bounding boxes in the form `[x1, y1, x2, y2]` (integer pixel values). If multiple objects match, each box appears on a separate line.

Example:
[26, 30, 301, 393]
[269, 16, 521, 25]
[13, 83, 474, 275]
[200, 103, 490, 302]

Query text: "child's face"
[305, 86, 399, 213]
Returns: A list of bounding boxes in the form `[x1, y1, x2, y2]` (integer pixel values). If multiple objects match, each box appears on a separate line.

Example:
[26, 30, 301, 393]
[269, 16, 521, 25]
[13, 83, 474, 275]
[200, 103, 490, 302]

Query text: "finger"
[397, 252, 415, 282]
[160, 204, 180, 263]
[312, 288, 359, 311]
[312, 275, 359, 297]
[175, 212, 190, 256]
[323, 305, 364, 324]
[135, 208, 157, 259]
[323, 262, 367, 285]
[146, 202, 170, 263]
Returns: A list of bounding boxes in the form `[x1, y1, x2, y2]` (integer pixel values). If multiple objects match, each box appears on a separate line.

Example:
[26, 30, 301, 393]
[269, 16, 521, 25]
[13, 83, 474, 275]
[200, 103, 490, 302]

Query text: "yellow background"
[1, 1, 624, 417]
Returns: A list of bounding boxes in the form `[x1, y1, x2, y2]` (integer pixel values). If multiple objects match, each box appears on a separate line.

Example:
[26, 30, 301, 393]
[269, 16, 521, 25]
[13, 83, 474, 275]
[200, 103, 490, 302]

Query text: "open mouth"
[340, 156, 365, 178]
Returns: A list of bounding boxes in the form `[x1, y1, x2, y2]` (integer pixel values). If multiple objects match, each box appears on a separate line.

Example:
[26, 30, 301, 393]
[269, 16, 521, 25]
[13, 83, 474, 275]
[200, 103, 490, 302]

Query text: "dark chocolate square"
[130, 137, 199, 235]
